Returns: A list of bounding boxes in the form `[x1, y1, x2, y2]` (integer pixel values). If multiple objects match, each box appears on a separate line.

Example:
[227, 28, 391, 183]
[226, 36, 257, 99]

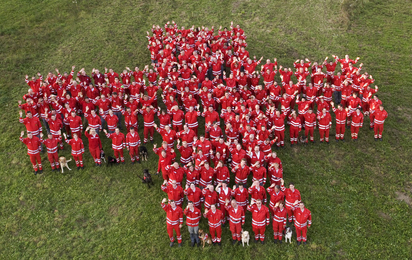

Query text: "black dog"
[107, 156, 117, 166]
[139, 146, 148, 161]
[100, 149, 107, 163]
[138, 169, 154, 188]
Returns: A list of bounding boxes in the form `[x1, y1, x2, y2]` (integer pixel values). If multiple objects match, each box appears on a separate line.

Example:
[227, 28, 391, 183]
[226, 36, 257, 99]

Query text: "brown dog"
[59, 156, 72, 173]
[198, 229, 212, 248]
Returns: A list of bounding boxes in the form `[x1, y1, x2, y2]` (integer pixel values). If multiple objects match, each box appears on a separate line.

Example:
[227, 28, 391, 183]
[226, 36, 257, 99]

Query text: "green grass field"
[1, 0, 412, 259]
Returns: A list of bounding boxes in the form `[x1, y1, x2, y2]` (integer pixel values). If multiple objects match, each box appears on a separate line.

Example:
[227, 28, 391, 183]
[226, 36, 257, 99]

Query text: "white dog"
[241, 230, 250, 247]
[285, 227, 292, 243]
[59, 157, 72, 173]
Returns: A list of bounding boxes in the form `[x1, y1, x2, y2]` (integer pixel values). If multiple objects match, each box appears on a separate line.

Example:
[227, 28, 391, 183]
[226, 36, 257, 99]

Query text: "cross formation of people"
[18, 21, 388, 247]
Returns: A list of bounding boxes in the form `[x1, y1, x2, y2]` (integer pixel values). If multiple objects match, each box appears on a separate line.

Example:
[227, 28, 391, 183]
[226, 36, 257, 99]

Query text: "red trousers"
[305, 127, 314, 142]
[166, 224, 182, 243]
[128, 146, 139, 162]
[351, 126, 360, 139]
[295, 226, 308, 242]
[114, 149, 125, 162]
[143, 126, 154, 143]
[29, 153, 42, 171]
[319, 129, 330, 142]
[252, 226, 266, 241]
[72, 154, 84, 167]
[286, 206, 294, 222]
[229, 223, 242, 241]
[47, 152, 60, 169]
[89, 147, 101, 164]
[369, 113, 375, 127]
[273, 222, 285, 240]
[335, 124, 345, 139]
[290, 127, 299, 144]
[173, 124, 183, 132]
[374, 124, 384, 138]
[209, 226, 222, 243]
[189, 126, 198, 135]
[275, 130, 285, 146]
[220, 205, 228, 224]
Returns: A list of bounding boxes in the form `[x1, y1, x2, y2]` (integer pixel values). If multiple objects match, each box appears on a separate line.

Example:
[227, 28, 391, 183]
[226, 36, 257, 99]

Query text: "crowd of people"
[18, 21, 388, 247]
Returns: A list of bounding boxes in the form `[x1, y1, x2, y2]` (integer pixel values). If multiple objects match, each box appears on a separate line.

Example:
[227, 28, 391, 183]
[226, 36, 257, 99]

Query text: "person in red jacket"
[203, 204, 224, 246]
[176, 125, 196, 147]
[225, 199, 245, 245]
[139, 106, 157, 143]
[184, 182, 202, 210]
[247, 199, 270, 244]
[45, 112, 63, 150]
[329, 102, 347, 141]
[155, 124, 176, 148]
[248, 180, 267, 204]
[349, 108, 364, 141]
[374, 105, 388, 141]
[64, 111, 83, 138]
[288, 110, 301, 146]
[294, 202, 312, 245]
[40, 132, 61, 171]
[19, 111, 43, 152]
[20, 131, 43, 174]
[280, 179, 301, 223]
[232, 183, 249, 212]
[317, 108, 332, 143]
[272, 201, 287, 243]
[104, 128, 126, 163]
[216, 182, 232, 226]
[273, 110, 287, 148]
[161, 198, 183, 247]
[184, 201, 202, 247]
[233, 158, 250, 185]
[84, 127, 102, 166]
[161, 180, 184, 207]
[63, 132, 84, 169]
[126, 127, 141, 164]
[303, 108, 317, 143]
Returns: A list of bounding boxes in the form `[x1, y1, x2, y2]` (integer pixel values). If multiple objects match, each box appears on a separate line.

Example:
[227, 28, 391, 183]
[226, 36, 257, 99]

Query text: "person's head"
[231, 199, 238, 208]
[221, 181, 227, 189]
[161, 150, 167, 158]
[108, 109, 113, 115]
[211, 204, 216, 211]
[26, 111, 33, 118]
[240, 158, 246, 166]
[165, 124, 170, 132]
[115, 128, 120, 134]
[322, 108, 327, 114]
[173, 162, 179, 169]
[162, 141, 168, 149]
[171, 180, 177, 188]
[236, 144, 242, 151]
[278, 201, 284, 210]
[47, 133, 53, 139]
[73, 133, 78, 140]
[356, 108, 361, 114]
[289, 182, 295, 191]
[170, 200, 176, 208]
[379, 105, 384, 111]
[299, 202, 305, 210]
[187, 200, 194, 210]
[254, 145, 259, 153]
[338, 104, 343, 110]
[256, 199, 262, 207]
[308, 108, 313, 114]
[90, 128, 96, 135]
[274, 185, 280, 193]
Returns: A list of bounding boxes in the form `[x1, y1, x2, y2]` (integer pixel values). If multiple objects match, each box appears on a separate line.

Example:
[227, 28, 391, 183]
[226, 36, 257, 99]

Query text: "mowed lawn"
[0, 0, 412, 259]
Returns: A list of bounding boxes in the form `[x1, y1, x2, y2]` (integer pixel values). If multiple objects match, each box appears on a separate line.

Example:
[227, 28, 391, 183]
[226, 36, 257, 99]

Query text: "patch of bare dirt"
[395, 191, 412, 206]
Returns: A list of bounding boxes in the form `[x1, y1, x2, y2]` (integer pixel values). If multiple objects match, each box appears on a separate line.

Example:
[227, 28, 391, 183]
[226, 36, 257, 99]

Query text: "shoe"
[232, 239, 237, 245]
[238, 241, 242, 246]
[197, 242, 201, 247]
[341, 139, 345, 142]
[122, 162, 125, 164]
[290, 144, 294, 147]
[254, 239, 259, 243]
[297, 241, 301, 246]
[150, 140, 154, 144]
[261, 240, 264, 244]
[191, 241, 195, 247]
[213, 242, 216, 246]
[178, 243, 182, 247]
[170, 242, 174, 247]
[137, 160, 141, 164]
[38, 170, 43, 174]
[131, 161, 135, 165]
[326, 141, 329, 144]
[369, 127, 373, 130]
[98, 164, 101, 167]
[335, 139, 339, 142]
[218, 242, 221, 246]
[77, 167, 80, 170]
[354, 139, 358, 142]
[34, 171, 38, 175]
[374, 138, 377, 141]
[379, 138, 383, 141]
[81, 166, 84, 170]
[303, 242, 307, 245]
[95, 163, 98, 166]
[274, 240, 278, 244]
[279, 239, 282, 244]
[51, 168, 55, 172]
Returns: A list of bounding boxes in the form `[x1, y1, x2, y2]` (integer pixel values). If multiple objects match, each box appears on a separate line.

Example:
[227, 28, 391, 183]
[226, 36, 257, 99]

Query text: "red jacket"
[234, 165, 250, 184]
[281, 185, 301, 210]
[216, 187, 232, 206]
[273, 206, 287, 225]
[84, 132, 102, 150]
[374, 109, 388, 125]
[202, 189, 219, 208]
[294, 208, 312, 229]
[332, 107, 347, 125]
[247, 204, 270, 227]
[157, 128, 176, 145]
[232, 187, 249, 207]
[184, 187, 202, 207]
[184, 207, 201, 227]
[317, 112, 332, 130]
[161, 203, 183, 225]
[106, 132, 125, 150]
[161, 185, 184, 206]
[41, 137, 60, 154]
[267, 188, 285, 209]
[204, 209, 224, 228]
[225, 205, 245, 225]
[65, 138, 84, 155]
[20, 136, 41, 155]
[19, 117, 42, 135]
[126, 132, 141, 148]
[248, 186, 267, 203]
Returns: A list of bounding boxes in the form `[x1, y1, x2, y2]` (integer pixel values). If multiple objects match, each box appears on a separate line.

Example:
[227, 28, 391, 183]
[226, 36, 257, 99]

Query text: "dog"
[198, 229, 212, 248]
[139, 146, 148, 161]
[241, 230, 250, 247]
[107, 156, 117, 166]
[299, 135, 307, 144]
[100, 149, 106, 163]
[138, 169, 154, 188]
[59, 156, 72, 173]
[285, 227, 292, 243]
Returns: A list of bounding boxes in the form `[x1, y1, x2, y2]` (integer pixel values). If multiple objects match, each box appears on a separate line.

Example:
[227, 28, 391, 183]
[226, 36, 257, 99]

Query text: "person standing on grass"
[203, 204, 224, 246]
[39, 132, 61, 171]
[280, 178, 301, 224]
[63, 132, 84, 170]
[294, 202, 312, 246]
[349, 108, 364, 141]
[183, 201, 201, 247]
[247, 199, 270, 244]
[84, 127, 103, 166]
[373, 105, 388, 141]
[161, 198, 183, 247]
[104, 128, 126, 164]
[272, 201, 287, 244]
[20, 131, 43, 175]
[225, 199, 245, 245]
